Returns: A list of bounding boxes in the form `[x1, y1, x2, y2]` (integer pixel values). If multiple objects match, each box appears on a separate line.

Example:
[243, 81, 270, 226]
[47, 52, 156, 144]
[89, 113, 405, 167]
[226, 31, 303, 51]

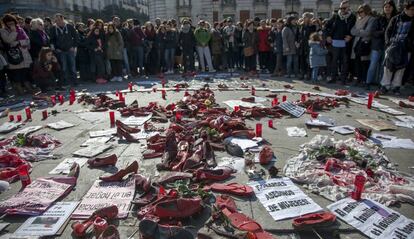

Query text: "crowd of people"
[0, 0, 413, 97]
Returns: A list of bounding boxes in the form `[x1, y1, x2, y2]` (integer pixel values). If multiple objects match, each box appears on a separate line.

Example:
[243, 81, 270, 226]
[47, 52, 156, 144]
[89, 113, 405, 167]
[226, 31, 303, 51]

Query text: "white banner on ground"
[248, 177, 322, 221]
[72, 177, 135, 219]
[328, 198, 414, 239]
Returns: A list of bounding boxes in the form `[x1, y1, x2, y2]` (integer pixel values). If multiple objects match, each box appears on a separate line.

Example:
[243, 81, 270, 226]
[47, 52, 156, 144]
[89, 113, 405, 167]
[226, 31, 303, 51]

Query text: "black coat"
[29, 30, 50, 59]
[179, 30, 196, 52]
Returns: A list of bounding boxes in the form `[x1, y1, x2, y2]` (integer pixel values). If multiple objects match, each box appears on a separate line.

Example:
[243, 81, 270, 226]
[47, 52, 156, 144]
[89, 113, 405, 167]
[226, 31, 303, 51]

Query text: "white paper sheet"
[223, 100, 265, 108]
[73, 145, 112, 158]
[328, 198, 414, 239]
[226, 137, 259, 151]
[306, 116, 335, 127]
[47, 121, 74, 130]
[89, 128, 117, 138]
[0, 122, 22, 134]
[15, 126, 43, 135]
[286, 127, 307, 137]
[81, 137, 112, 147]
[329, 125, 355, 135]
[49, 157, 89, 175]
[121, 114, 152, 126]
[248, 178, 322, 221]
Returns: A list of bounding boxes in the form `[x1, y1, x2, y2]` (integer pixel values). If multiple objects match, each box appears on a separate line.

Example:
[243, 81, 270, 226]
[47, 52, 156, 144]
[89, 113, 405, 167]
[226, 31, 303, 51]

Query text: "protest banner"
[248, 177, 322, 221]
[328, 198, 414, 239]
[72, 177, 135, 219]
[0, 178, 75, 215]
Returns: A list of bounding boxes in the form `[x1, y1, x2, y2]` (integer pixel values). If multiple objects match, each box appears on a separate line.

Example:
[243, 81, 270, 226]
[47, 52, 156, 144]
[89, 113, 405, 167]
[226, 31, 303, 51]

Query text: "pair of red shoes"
[71, 205, 119, 238]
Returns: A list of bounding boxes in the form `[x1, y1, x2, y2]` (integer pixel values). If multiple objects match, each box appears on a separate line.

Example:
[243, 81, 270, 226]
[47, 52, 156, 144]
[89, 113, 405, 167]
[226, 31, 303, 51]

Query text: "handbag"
[243, 47, 254, 57]
[6, 45, 23, 65]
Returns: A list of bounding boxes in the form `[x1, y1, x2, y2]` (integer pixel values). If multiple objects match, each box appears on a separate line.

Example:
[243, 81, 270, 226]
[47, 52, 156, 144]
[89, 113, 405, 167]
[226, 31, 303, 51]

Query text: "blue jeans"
[311, 67, 319, 82]
[366, 50, 383, 84]
[131, 46, 144, 73]
[164, 48, 175, 71]
[286, 54, 298, 76]
[123, 48, 130, 75]
[56, 50, 76, 85]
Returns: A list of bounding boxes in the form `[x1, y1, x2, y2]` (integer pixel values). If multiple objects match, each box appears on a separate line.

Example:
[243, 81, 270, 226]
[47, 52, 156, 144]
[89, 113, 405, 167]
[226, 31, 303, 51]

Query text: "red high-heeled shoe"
[117, 127, 139, 143]
[88, 154, 118, 167]
[115, 120, 140, 133]
[99, 161, 138, 182]
[71, 205, 118, 237]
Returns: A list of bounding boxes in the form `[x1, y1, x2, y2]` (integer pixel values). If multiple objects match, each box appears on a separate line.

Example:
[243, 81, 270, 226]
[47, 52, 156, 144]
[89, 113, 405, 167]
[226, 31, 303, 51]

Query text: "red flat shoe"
[117, 127, 139, 143]
[195, 167, 234, 181]
[292, 212, 336, 230]
[99, 161, 138, 182]
[208, 183, 254, 197]
[216, 195, 237, 213]
[88, 154, 118, 167]
[154, 197, 202, 219]
[115, 120, 140, 133]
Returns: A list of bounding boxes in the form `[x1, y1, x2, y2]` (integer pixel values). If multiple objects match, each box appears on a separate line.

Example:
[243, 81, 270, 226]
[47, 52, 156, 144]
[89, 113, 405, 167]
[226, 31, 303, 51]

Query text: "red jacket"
[257, 27, 271, 52]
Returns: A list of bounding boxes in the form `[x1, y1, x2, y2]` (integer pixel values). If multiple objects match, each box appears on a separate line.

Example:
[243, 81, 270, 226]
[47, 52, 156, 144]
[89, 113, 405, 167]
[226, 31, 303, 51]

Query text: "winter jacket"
[385, 12, 414, 52]
[76, 31, 89, 64]
[257, 26, 271, 52]
[242, 30, 258, 53]
[106, 31, 124, 60]
[179, 30, 196, 52]
[86, 33, 106, 56]
[49, 23, 78, 51]
[351, 15, 375, 60]
[298, 24, 317, 55]
[163, 30, 178, 49]
[0, 26, 32, 69]
[210, 29, 223, 55]
[324, 13, 356, 41]
[194, 28, 211, 47]
[32, 60, 60, 85]
[282, 26, 296, 55]
[370, 15, 390, 51]
[29, 30, 50, 60]
[128, 26, 145, 47]
[268, 28, 283, 54]
[234, 28, 243, 48]
[223, 25, 237, 49]
[309, 41, 328, 68]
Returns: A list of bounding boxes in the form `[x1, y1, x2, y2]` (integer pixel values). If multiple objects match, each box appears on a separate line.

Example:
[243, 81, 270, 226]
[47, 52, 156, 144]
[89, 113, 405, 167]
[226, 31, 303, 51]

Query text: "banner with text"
[248, 177, 322, 221]
[328, 198, 414, 239]
[72, 177, 135, 219]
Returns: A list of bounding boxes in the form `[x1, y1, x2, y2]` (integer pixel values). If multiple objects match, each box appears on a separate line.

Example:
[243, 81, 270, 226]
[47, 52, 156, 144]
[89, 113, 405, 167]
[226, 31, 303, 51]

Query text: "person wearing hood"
[324, 0, 356, 84]
[380, 0, 414, 95]
[194, 20, 215, 72]
[179, 19, 196, 73]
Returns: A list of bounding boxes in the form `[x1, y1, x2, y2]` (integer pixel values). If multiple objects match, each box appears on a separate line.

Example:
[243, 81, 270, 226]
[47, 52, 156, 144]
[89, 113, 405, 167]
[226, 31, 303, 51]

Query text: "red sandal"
[292, 212, 336, 230]
[207, 183, 254, 197]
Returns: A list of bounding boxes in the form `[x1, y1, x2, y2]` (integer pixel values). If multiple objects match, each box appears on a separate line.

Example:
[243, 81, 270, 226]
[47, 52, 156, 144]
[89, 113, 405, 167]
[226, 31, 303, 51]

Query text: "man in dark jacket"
[324, 0, 356, 84]
[179, 20, 196, 73]
[128, 19, 146, 76]
[298, 12, 317, 80]
[49, 13, 79, 86]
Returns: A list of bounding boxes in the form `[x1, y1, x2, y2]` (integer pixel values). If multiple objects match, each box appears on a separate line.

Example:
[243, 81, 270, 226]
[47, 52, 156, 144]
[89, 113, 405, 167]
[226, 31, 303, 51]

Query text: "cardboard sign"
[248, 178, 322, 221]
[328, 198, 414, 239]
[72, 177, 135, 219]
[356, 119, 396, 131]
[278, 102, 306, 118]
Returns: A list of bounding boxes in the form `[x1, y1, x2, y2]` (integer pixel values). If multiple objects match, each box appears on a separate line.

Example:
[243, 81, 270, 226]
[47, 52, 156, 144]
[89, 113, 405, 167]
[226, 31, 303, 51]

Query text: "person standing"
[282, 16, 299, 78]
[179, 19, 196, 73]
[324, 0, 356, 84]
[223, 18, 237, 72]
[366, 0, 398, 89]
[243, 21, 258, 75]
[49, 13, 79, 86]
[75, 23, 91, 82]
[234, 22, 244, 70]
[309, 33, 328, 82]
[210, 22, 224, 70]
[298, 13, 317, 80]
[163, 23, 178, 74]
[351, 4, 375, 86]
[380, 0, 414, 95]
[257, 20, 271, 73]
[194, 20, 215, 72]
[0, 14, 33, 94]
[87, 27, 106, 84]
[269, 19, 284, 77]
[144, 22, 158, 75]
[128, 19, 146, 76]
[29, 18, 50, 61]
[106, 23, 124, 82]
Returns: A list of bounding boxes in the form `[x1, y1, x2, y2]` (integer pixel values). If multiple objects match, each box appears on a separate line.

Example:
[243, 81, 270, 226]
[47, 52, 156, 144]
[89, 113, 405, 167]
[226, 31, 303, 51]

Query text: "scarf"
[38, 30, 48, 44]
[355, 15, 370, 31]
[16, 26, 28, 41]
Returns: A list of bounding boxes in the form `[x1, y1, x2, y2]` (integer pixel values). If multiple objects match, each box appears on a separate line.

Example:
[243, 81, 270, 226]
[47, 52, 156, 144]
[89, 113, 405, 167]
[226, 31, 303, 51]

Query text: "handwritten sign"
[72, 177, 135, 219]
[328, 198, 414, 239]
[248, 178, 322, 221]
[0, 178, 74, 216]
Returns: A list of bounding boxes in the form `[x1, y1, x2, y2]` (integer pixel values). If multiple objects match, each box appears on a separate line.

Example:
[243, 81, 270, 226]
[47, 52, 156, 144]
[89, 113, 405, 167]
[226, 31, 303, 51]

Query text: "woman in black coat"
[29, 18, 50, 61]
